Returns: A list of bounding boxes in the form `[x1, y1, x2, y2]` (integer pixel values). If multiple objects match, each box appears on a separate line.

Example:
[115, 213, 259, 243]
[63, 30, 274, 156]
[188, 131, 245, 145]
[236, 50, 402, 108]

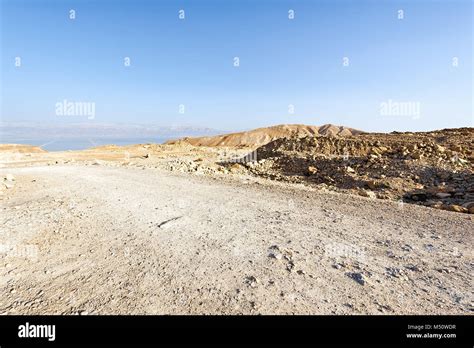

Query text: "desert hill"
[165, 124, 363, 148]
[0, 144, 46, 153]
[243, 127, 474, 213]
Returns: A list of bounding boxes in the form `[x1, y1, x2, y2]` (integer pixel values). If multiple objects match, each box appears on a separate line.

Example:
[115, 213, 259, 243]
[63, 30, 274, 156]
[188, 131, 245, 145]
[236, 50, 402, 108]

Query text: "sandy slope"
[1, 165, 472, 314]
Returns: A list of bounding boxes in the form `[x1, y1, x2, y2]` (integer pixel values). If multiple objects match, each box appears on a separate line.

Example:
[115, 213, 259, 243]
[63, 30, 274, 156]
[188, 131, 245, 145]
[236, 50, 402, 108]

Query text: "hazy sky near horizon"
[1, 0, 472, 133]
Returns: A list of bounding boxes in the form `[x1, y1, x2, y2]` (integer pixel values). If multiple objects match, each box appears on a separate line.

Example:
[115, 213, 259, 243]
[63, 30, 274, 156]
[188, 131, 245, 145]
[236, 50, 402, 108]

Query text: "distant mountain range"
[165, 124, 364, 148]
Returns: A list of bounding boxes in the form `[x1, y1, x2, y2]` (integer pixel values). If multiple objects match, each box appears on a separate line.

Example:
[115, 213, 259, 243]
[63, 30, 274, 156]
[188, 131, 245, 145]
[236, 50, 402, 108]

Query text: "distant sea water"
[3, 137, 171, 151]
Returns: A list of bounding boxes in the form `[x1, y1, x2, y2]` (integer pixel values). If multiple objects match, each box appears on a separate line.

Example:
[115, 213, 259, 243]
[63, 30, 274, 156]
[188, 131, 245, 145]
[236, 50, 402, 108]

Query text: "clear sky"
[1, 0, 472, 132]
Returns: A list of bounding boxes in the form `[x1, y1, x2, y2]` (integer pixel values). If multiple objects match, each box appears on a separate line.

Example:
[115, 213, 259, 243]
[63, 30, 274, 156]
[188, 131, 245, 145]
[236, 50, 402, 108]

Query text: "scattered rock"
[229, 163, 243, 173]
[245, 276, 259, 288]
[268, 245, 283, 260]
[441, 204, 468, 213]
[409, 192, 427, 201]
[405, 264, 422, 272]
[461, 202, 474, 209]
[366, 180, 377, 190]
[386, 267, 409, 280]
[358, 189, 376, 199]
[306, 166, 318, 176]
[348, 272, 366, 285]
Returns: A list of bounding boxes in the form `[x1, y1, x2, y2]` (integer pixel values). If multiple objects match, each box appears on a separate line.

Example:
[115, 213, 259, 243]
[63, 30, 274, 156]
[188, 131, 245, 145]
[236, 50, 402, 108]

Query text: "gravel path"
[1, 165, 472, 314]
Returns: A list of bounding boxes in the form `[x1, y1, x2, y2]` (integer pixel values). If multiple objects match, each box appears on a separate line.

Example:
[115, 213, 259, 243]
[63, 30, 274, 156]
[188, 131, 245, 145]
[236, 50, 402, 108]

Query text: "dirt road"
[1, 165, 472, 314]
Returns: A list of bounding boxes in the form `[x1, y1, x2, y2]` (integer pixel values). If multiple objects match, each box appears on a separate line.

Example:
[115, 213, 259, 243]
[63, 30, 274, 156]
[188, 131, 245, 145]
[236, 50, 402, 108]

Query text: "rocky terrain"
[244, 127, 474, 214]
[1, 124, 473, 315]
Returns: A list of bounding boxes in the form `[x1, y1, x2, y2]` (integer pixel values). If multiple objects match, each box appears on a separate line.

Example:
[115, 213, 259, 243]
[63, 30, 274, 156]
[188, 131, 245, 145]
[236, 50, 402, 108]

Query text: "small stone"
[435, 145, 445, 153]
[245, 276, 259, 288]
[366, 180, 377, 190]
[348, 272, 365, 285]
[272, 253, 283, 260]
[5, 174, 15, 182]
[435, 192, 451, 199]
[306, 166, 318, 176]
[405, 264, 422, 272]
[386, 267, 408, 280]
[441, 204, 468, 213]
[346, 166, 355, 173]
[358, 189, 376, 199]
[229, 163, 243, 173]
[461, 202, 474, 209]
[410, 191, 427, 201]
[268, 245, 283, 260]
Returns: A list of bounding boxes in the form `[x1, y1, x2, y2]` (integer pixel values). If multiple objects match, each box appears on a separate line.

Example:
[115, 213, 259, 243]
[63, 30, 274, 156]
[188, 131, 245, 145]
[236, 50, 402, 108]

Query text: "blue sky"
[1, 0, 472, 132]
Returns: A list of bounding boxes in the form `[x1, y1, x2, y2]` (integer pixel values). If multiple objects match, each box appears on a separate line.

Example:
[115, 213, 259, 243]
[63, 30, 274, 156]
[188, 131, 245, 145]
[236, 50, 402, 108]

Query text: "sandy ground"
[0, 164, 472, 314]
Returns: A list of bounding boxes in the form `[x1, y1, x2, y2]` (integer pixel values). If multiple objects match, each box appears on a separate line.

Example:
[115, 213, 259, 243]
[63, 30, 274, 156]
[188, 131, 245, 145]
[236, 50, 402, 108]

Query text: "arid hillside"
[239, 127, 474, 213]
[0, 144, 46, 153]
[165, 124, 363, 148]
